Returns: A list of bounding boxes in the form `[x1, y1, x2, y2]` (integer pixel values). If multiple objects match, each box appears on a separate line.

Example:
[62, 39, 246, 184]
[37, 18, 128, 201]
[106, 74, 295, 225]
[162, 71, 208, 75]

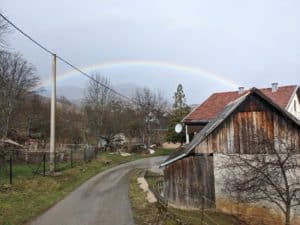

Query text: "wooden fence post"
[201, 196, 204, 225]
[70, 147, 73, 168]
[83, 147, 86, 162]
[43, 153, 46, 176]
[9, 154, 12, 185]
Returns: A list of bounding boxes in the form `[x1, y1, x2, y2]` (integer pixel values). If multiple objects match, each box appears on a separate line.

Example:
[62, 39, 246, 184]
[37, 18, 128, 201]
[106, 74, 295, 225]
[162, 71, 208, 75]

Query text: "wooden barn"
[161, 88, 300, 210]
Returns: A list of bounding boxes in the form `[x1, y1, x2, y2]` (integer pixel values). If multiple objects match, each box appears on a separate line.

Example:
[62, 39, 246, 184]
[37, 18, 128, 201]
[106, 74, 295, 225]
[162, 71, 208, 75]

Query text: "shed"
[161, 88, 300, 209]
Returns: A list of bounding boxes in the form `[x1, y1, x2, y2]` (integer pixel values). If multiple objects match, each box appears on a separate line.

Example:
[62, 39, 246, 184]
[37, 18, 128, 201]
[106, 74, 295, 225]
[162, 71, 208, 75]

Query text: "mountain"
[39, 83, 142, 105]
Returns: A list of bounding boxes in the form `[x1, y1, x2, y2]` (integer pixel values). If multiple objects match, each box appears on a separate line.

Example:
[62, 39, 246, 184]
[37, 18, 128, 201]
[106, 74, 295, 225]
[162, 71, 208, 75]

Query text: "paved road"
[28, 157, 166, 225]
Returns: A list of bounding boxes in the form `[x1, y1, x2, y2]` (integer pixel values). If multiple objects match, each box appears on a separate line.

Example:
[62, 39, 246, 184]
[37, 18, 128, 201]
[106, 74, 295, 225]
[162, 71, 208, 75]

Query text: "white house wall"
[213, 153, 300, 219]
[287, 92, 300, 120]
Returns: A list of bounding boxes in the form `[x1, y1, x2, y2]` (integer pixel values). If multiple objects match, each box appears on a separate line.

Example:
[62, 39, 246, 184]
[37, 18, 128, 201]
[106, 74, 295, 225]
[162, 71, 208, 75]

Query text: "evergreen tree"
[166, 84, 190, 143]
[173, 84, 186, 109]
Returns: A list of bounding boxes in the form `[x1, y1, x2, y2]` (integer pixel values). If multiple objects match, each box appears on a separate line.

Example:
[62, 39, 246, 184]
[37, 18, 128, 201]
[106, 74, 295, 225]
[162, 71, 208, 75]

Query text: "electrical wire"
[0, 13, 134, 103]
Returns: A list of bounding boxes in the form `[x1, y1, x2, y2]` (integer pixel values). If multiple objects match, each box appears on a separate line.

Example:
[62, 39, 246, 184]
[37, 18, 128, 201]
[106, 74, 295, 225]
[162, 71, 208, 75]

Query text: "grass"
[0, 149, 173, 225]
[152, 148, 174, 157]
[168, 208, 241, 225]
[129, 170, 177, 225]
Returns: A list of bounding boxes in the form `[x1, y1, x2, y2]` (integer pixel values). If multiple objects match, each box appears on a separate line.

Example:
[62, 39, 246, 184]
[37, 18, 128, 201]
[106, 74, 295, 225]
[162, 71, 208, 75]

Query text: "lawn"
[152, 148, 174, 157]
[0, 149, 173, 225]
[129, 169, 243, 225]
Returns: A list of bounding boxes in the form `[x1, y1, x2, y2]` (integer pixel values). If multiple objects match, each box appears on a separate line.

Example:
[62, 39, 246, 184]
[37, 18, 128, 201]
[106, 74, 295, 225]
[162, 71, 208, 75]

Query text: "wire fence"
[0, 144, 99, 187]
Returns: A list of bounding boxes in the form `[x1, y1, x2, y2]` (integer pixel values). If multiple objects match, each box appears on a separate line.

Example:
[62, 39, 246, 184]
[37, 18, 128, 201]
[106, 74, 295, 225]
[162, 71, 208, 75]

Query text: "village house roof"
[161, 88, 300, 167]
[183, 85, 298, 123]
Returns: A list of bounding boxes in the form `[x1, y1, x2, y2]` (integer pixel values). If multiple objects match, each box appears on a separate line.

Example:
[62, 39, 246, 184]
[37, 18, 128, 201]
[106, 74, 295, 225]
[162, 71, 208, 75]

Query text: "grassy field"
[0, 149, 173, 225]
[129, 169, 243, 225]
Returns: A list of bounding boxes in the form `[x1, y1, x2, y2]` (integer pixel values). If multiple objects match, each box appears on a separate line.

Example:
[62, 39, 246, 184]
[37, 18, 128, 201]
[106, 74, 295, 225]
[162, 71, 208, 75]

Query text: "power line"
[0, 13, 133, 103]
[0, 13, 54, 55]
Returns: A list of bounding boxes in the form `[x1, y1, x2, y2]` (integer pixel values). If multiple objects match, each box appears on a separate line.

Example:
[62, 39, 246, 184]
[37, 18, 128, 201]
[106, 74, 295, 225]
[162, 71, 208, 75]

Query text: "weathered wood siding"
[164, 154, 215, 209]
[195, 94, 300, 154]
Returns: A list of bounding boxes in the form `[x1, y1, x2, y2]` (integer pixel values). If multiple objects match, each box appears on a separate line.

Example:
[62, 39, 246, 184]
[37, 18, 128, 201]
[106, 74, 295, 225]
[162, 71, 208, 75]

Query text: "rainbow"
[33, 60, 240, 90]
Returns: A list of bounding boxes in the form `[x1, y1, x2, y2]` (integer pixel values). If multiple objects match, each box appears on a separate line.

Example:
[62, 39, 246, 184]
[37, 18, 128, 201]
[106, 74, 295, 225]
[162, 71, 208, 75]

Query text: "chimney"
[238, 87, 245, 95]
[272, 82, 278, 92]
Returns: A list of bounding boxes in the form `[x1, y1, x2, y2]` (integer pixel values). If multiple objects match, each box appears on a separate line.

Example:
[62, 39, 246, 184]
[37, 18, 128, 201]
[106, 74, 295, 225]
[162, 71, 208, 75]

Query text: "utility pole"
[185, 125, 190, 144]
[49, 54, 56, 173]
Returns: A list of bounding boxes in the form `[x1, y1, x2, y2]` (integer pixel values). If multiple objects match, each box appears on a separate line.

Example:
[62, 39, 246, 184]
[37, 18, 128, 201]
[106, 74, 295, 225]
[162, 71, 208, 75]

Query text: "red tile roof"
[183, 85, 297, 123]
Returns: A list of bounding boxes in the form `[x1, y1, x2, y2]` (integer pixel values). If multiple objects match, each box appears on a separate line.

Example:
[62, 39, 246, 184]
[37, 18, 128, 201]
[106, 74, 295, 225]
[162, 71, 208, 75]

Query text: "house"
[160, 88, 300, 211]
[183, 83, 300, 143]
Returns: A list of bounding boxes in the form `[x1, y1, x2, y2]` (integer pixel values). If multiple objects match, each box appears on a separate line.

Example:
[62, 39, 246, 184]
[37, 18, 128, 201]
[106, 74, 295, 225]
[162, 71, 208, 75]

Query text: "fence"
[0, 144, 98, 187]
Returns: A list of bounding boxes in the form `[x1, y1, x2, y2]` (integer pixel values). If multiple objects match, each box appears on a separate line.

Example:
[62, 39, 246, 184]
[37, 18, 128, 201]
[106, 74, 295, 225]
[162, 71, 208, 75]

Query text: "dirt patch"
[161, 142, 181, 149]
[137, 177, 157, 203]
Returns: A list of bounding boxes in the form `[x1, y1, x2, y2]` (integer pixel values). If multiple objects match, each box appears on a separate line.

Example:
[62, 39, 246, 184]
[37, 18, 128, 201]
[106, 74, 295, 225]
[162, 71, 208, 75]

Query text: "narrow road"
[28, 157, 166, 225]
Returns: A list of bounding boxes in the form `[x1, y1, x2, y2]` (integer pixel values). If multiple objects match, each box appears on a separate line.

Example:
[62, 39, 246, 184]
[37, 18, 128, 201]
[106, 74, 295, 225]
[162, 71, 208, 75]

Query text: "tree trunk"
[4, 109, 11, 138]
[285, 206, 291, 225]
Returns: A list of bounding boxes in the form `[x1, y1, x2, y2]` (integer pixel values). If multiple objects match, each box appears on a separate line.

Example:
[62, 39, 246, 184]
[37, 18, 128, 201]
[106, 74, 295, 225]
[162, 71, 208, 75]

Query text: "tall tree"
[84, 73, 125, 149]
[166, 84, 190, 143]
[0, 51, 39, 138]
[133, 88, 168, 147]
[173, 84, 186, 109]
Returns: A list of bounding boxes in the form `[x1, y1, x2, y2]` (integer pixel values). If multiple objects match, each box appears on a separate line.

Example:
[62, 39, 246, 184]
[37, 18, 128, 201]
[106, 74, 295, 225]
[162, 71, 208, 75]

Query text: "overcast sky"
[1, 0, 300, 103]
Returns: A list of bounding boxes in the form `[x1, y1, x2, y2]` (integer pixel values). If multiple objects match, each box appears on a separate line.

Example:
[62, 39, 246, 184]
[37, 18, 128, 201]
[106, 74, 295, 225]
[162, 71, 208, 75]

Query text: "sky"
[1, 0, 300, 104]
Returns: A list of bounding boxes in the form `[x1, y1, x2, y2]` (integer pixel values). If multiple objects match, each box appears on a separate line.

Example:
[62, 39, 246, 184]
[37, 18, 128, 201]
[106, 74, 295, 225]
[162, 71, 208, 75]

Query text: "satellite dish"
[175, 123, 183, 133]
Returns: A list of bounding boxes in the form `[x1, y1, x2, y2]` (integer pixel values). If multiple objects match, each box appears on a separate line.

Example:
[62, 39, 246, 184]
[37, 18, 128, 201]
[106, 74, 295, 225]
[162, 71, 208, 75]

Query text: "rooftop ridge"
[211, 84, 297, 94]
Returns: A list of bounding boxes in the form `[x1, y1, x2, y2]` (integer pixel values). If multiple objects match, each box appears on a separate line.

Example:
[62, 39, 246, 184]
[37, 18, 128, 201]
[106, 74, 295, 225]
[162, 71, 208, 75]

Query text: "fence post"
[53, 152, 56, 172]
[83, 147, 86, 162]
[70, 146, 73, 168]
[9, 154, 13, 185]
[43, 153, 46, 176]
[201, 196, 204, 225]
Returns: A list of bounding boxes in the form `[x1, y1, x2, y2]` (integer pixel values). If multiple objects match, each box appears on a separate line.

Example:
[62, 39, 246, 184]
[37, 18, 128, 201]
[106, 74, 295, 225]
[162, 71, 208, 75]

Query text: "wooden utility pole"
[49, 54, 56, 173]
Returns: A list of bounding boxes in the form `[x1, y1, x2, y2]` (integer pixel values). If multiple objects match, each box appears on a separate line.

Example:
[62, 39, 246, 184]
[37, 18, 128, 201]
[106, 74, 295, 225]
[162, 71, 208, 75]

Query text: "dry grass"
[129, 170, 177, 225]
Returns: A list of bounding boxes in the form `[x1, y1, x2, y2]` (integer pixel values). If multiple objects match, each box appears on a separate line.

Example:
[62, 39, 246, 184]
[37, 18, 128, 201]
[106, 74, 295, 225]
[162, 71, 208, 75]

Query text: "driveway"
[28, 156, 166, 225]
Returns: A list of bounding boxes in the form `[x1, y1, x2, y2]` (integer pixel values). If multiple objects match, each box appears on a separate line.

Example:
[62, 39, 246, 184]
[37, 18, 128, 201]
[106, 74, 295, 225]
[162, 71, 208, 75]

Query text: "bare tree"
[133, 88, 168, 147]
[0, 51, 39, 138]
[84, 74, 124, 149]
[84, 74, 112, 136]
[221, 134, 300, 225]
[8, 94, 49, 141]
[10, 94, 83, 144]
